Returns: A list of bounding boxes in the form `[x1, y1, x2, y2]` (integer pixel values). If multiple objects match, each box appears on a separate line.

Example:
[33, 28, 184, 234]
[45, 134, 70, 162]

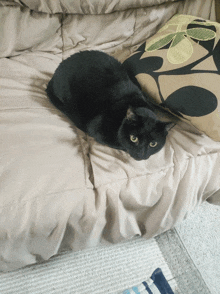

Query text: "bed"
[0, 0, 220, 272]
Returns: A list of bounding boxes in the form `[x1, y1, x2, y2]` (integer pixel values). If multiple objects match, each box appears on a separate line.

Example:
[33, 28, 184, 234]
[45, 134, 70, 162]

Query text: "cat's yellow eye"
[149, 141, 158, 148]
[130, 135, 139, 144]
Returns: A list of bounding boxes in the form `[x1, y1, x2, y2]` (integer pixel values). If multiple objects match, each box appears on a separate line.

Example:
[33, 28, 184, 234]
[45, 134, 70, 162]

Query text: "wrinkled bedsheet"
[0, 0, 219, 271]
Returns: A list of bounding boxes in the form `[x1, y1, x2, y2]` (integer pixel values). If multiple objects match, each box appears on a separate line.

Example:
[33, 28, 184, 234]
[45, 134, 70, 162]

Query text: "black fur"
[46, 50, 173, 160]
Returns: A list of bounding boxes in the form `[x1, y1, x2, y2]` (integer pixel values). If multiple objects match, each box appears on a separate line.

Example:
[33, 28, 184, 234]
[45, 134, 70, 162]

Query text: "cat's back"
[57, 50, 126, 86]
[47, 50, 124, 110]
[47, 50, 132, 130]
[51, 50, 131, 114]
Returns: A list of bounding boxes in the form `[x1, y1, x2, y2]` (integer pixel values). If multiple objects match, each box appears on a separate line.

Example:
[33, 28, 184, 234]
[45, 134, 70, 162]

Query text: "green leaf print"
[146, 33, 176, 52]
[186, 28, 216, 41]
[167, 36, 193, 64]
[171, 32, 186, 47]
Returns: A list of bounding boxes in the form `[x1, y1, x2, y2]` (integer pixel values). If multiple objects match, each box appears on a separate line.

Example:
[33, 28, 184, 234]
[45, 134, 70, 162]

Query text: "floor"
[176, 201, 220, 294]
[0, 201, 219, 294]
[0, 237, 176, 294]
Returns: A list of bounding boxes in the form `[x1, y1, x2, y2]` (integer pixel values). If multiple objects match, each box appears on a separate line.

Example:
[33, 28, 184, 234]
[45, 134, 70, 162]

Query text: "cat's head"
[118, 107, 173, 161]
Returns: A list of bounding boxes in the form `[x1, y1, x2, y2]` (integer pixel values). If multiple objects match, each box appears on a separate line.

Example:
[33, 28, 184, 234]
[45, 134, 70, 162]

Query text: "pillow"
[123, 14, 220, 141]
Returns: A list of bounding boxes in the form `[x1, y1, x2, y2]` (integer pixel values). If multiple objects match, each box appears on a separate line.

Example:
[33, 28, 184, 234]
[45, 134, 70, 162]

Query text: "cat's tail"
[46, 78, 83, 130]
[46, 79, 66, 112]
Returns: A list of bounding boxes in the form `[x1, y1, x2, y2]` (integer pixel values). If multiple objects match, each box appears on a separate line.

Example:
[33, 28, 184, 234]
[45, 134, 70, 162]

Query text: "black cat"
[46, 50, 173, 160]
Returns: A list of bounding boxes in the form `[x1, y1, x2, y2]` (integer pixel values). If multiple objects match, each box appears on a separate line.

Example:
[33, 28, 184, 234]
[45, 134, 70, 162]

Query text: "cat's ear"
[164, 122, 175, 131]
[126, 107, 136, 121]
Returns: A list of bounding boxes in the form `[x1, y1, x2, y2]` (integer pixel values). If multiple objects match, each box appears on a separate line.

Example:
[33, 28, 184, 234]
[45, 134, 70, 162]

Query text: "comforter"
[0, 0, 219, 272]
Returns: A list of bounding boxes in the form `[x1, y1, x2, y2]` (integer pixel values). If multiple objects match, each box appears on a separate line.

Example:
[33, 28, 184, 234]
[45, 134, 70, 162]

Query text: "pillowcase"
[123, 14, 220, 141]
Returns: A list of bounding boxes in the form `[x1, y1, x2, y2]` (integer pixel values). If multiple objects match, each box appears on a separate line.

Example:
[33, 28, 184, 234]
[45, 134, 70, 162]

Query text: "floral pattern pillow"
[123, 15, 220, 141]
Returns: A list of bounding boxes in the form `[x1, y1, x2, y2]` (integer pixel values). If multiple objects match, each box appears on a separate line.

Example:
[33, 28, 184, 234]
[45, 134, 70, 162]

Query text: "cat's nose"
[141, 150, 150, 160]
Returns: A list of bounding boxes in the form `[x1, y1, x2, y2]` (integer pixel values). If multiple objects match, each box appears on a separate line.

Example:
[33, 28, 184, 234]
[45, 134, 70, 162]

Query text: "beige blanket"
[0, 0, 219, 272]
